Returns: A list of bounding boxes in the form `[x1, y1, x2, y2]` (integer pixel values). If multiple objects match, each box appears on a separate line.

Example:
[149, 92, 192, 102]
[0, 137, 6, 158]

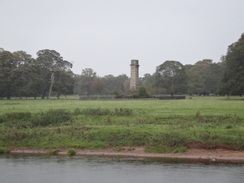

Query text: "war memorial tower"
[130, 60, 139, 90]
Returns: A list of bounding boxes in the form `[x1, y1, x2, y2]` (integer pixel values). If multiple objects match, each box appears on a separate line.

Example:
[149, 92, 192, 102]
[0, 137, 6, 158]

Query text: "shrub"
[67, 149, 76, 156]
[81, 108, 111, 116]
[114, 108, 133, 116]
[4, 112, 31, 121]
[173, 147, 188, 153]
[0, 112, 31, 124]
[146, 132, 189, 153]
[73, 108, 82, 115]
[196, 113, 241, 124]
[0, 147, 10, 154]
[46, 149, 60, 155]
[0, 112, 32, 128]
[225, 125, 233, 129]
[235, 134, 244, 150]
[113, 146, 125, 151]
[138, 86, 148, 97]
[152, 132, 188, 147]
[79, 108, 133, 116]
[32, 109, 72, 127]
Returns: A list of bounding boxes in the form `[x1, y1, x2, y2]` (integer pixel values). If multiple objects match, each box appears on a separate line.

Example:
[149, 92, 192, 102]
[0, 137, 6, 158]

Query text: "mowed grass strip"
[1, 96, 244, 117]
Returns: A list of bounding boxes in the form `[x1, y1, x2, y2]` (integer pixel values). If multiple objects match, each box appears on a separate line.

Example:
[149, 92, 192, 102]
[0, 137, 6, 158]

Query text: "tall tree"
[101, 74, 129, 95]
[75, 68, 97, 95]
[0, 51, 16, 99]
[11, 51, 38, 98]
[186, 59, 213, 95]
[53, 70, 75, 99]
[141, 73, 156, 95]
[155, 61, 187, 96]
[36, 49, 73, 99]
[92, 78, 104, 97]
[220, 33, 244, 96]
[204, 63, 223, 95]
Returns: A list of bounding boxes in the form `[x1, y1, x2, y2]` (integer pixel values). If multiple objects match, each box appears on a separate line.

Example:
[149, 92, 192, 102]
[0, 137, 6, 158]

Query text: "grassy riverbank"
[0, 97, 244, 153]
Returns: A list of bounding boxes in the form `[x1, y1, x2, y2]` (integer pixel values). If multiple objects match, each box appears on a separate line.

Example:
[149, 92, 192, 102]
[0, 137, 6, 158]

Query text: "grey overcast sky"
[1, 0, 244, 77]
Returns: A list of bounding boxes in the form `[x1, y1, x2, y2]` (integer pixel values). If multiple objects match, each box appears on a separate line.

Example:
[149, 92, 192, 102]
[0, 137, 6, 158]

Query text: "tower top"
[130, 60, 139, 66]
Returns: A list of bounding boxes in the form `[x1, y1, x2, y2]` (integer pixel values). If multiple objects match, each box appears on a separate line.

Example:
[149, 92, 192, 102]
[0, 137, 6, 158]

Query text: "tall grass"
[0, 97, 243, 152]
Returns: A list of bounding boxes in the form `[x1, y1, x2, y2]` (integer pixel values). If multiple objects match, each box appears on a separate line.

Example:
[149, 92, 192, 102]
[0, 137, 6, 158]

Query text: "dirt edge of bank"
[8, 147, 244, 163]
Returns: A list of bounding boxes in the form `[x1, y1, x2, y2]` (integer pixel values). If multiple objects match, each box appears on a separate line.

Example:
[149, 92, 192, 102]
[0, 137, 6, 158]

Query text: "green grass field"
[1, 96, 243, 117]
[0, 96, 243, 153]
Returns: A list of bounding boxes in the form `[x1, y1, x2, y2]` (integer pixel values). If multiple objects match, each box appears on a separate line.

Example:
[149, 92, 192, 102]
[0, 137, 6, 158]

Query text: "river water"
[1, 155, 243, 183]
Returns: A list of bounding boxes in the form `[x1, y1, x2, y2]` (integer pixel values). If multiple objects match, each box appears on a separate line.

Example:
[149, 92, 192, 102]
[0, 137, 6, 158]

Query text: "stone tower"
[130, 60, 139, 90]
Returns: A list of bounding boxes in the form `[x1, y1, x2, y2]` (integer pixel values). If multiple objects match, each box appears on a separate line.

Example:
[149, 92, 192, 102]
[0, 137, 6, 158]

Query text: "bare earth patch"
[9, 147, 244, 163]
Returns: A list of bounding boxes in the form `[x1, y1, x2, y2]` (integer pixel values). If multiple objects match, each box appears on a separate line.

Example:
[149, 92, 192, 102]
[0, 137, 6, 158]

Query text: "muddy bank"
[8, 147, 244, 163]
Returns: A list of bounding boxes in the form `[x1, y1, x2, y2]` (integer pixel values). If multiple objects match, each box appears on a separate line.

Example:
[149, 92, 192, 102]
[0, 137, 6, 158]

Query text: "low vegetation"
[67, 149, 76, 156]
[0, 97, 243, 153]
[0, 147, 10, 154]
[46, 149, 60, 155]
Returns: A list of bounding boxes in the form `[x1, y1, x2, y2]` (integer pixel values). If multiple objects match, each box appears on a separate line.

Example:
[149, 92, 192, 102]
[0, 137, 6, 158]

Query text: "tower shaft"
[130, 60, 139, 90]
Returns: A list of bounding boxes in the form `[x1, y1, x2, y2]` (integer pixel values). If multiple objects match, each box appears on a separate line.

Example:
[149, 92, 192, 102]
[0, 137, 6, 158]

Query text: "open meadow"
[0, 96, 244, 153]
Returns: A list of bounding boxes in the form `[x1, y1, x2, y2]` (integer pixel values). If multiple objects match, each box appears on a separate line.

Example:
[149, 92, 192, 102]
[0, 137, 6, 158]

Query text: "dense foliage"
[220, 33, 244, 96]
[0, 49, 74, 99]
[155, 61, 188, 95]
[0, 33, 243, 98]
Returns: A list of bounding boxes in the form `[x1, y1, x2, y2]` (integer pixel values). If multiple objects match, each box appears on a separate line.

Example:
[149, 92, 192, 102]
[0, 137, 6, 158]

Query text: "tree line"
[0, 33, 243, 99]
[144, 33, 243, 97]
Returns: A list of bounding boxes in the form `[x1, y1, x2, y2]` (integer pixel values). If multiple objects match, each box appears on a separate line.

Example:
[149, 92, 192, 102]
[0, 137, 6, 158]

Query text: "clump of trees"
[0, 48, 130, 99]
[139, 59, 224, 96]
[0, 49, 74, 99]
[0, 33, 243, 99]
[155, 60, 188, 96]
[73, 69, 130, 97]
[219, 34, 244, 96]
[141, 33, 243, 97]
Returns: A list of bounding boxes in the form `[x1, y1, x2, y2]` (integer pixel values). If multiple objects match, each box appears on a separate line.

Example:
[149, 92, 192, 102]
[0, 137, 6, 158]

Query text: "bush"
[46, 149, 60, 155]
[173, 147, 188, 153]
[0, 112, 32, 128]
[67, 149, 76, 156]
[83, 128, 150, 147]
[138, 87, 148, 98]
[235, 134, 244, 150]
[146, 132, 189, 153]
[113, 146, 125, 151]
[4, 112, 31, 121]
[81, 108, 111, 116]
[0, 112, 31, 124]
[152, 132, 188, 147]
[73, 108, 82, 115]
[0, 110, 72, 128]
[79, 108, 133, 116]
[32, 109, 72, 127]
[0, 147, 10, 154]
[114, 108, 133, 116]
[196, 113, 241, 124]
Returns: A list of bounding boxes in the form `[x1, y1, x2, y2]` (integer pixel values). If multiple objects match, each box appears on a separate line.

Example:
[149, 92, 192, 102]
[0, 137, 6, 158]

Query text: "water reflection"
[1, 155, 243, 183]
